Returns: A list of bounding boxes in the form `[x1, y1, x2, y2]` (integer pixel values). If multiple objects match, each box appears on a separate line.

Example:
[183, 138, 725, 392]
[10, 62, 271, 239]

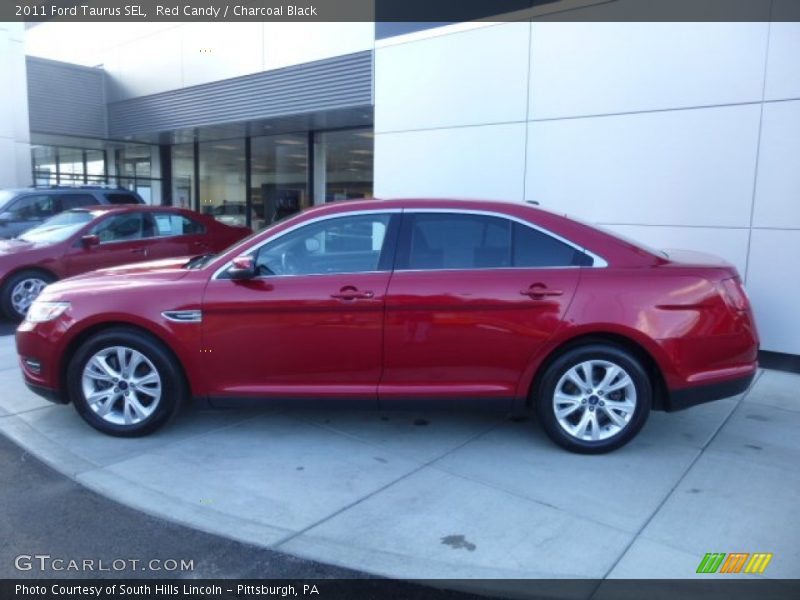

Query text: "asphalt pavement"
[0, 431, 369, 580]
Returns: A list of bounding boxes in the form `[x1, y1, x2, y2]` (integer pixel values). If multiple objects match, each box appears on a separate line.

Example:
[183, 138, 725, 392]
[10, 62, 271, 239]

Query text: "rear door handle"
[131, 248, 148, 256]
[331, 286, 375, 300]
[520, 284, 563, 298]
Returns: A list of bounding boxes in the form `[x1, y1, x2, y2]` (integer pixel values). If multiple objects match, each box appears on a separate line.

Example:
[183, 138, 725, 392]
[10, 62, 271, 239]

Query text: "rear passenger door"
[148, 211, 210, 260]
[380, 211, 586, 404]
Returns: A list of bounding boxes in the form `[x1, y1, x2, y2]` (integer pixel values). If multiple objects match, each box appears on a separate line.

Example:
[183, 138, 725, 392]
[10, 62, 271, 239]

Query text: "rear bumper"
[666, 370, 756, 412]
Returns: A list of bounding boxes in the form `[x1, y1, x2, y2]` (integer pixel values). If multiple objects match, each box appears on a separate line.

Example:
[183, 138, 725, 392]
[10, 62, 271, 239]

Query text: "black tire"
[0, 269, 56, 321]
[67, 327, 186, 437]
[534, 343, 652, 454]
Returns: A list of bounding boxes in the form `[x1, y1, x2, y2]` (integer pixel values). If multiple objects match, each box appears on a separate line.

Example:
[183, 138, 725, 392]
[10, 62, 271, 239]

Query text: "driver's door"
[200, 211, 399, 402]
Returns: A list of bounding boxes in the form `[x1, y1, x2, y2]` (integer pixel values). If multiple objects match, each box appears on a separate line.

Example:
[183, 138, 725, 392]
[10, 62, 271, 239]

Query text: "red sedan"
[1, 205, 250, 320]
[16, 199, 758, 453]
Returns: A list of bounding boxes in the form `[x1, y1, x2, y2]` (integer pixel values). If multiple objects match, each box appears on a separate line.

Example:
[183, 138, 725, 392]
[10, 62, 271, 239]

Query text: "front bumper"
[667, 370, 756, 412]
[24, 378, 67, 404]
[16, 318, 69, 404]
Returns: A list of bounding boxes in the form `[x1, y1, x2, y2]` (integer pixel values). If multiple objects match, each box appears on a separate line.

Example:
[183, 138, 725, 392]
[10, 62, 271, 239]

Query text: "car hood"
[0, 238, 54, 255]
[41, 256, 195, 298]
[82, 256, 195, 279]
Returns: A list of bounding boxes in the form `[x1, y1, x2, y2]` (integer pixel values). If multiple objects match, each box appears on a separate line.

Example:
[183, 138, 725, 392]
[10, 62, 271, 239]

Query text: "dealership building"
[0, 13, 799, 358]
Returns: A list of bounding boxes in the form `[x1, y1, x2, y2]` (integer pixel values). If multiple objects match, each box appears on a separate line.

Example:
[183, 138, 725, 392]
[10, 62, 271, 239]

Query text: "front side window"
[153, 213, 206, 237]
[91, 213, 154, 243]
[251, 214, 391, 277]
[8, 195, 57, 221]
[400, 213, 591, 270]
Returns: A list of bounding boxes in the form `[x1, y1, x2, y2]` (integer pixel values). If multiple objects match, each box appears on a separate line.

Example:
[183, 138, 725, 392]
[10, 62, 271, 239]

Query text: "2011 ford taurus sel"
[16, 199, 759, 453]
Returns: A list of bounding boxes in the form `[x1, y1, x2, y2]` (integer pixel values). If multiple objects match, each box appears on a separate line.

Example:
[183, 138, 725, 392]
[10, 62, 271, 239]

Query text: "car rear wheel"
[1, 270, 56, 321]
[67, 328, 186, 436]
[535, 343, 651, 453]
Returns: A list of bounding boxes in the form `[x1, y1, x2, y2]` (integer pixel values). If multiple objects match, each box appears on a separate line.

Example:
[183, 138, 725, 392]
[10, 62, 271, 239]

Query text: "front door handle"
[331, 286, 375, 300]
[521, 284, 563, 299]
[131, 248, 148, 256]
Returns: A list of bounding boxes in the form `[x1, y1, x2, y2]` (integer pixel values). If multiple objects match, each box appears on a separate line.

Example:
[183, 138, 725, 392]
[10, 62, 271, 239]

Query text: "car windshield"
[18, 210, 96, 243]
[0, 190, 15, 207]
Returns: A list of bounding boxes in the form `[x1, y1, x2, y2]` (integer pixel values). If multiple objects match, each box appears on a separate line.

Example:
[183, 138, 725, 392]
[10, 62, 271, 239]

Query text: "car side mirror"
[81, 234, 100, 248]
[0, 212, 13, 224]
[228, 255, 256, 280]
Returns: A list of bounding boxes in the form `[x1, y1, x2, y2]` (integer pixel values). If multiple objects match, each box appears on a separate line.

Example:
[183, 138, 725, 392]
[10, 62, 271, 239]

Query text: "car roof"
[298, 197, 549, 216]
[2, 187, 139, 194]
[68, 205, 195, 216]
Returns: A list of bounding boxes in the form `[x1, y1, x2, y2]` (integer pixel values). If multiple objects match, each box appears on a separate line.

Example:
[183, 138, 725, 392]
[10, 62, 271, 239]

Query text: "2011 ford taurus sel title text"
[16, 199, 759, 453]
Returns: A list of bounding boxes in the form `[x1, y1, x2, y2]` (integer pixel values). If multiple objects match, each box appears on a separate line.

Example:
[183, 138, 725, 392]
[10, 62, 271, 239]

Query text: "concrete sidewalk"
[0, 327, 797, 585]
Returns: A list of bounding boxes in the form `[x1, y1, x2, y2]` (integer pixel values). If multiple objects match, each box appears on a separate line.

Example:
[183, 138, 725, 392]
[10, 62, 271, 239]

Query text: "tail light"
[720, 277, 749, 311]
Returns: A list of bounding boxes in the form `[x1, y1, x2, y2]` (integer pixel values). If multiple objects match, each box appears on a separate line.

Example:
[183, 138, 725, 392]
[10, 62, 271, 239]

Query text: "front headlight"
[26, 300, 70, 323]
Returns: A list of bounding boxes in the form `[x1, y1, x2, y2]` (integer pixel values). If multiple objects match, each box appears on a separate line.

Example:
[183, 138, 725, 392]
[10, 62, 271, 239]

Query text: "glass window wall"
[199, 140, 247, 227]
[250, 133, 309, 230]
[313, 129, 373, 204]
[171, 144, 195, 210]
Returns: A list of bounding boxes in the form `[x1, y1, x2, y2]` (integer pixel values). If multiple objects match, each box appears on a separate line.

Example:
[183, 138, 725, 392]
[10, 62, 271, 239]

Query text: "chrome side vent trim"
[162, 310, 202, 323]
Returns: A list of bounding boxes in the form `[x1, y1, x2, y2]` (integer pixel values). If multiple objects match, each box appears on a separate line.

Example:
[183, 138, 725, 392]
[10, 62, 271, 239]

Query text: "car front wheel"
[535, 343, 652, 453]
[67, 328, 186, 436]
[1, 270, 55, 321]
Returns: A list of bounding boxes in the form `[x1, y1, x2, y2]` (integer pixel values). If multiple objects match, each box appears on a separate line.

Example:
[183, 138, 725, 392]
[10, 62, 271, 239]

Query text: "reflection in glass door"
[250, 134, 309, 230]
[313, 129, 374, 205]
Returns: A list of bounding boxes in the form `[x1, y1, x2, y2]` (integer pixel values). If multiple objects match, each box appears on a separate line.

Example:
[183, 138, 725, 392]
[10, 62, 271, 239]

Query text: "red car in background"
[0, 205, 250, 320]
[16, 199, 759, 453]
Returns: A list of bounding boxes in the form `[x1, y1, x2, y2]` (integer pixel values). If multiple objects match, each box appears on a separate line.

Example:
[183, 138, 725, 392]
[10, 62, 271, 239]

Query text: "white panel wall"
[525, 105, 761, 226]
[376, 22, 530, 132]
[529, 22, 768, 119]
[746, 230, 800, 355]
[0, 22, 31, 188]
[104, 27, 183, 100]
[182, 23, 264, 88]
[374, 21, 800, 354]
[263, 22, 374, 71]
[375, 124, 527, 200]
[28, 22, 374, 101]
[764, 23, 800, 101]
[752, 100, 800, 229]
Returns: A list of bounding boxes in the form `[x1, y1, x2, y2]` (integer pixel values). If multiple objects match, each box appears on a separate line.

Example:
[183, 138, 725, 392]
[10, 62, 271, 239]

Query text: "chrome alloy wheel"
[552, 360, 637, 442]
[81, 346, 162, 426]
[11, 278, 48, 317]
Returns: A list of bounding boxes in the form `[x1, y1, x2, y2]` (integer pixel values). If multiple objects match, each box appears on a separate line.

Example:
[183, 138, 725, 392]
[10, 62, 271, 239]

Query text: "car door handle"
[520, 284, 563, 298]
[331, 287, 375, 300]
[131, 248, 148, 256]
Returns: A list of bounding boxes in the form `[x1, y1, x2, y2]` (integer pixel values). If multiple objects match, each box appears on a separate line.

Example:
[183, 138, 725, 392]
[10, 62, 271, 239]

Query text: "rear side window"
[405, 214, 512, 270]
[59, 194, 97, 210]
[513, 223, 593, 267]
[401, 213, 591, 270]
[104, 192, 140, 205]
[153, 213, 206, 237]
